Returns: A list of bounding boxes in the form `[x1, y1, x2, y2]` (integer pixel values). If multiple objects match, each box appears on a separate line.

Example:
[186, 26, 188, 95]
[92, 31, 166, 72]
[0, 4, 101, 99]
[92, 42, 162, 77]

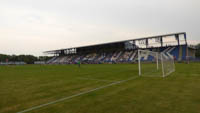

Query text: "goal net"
[138, 50, 175, 77]
[160, 52, 175, 77]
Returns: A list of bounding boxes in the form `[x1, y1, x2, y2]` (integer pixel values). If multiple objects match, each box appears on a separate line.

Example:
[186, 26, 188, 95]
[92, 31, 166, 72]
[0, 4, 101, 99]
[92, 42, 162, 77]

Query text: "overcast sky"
[0, 0, 200, 56]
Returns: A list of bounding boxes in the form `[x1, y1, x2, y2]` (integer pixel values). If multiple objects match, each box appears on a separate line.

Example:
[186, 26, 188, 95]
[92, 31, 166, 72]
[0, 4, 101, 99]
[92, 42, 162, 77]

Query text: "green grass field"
[0, 63, 200, 113]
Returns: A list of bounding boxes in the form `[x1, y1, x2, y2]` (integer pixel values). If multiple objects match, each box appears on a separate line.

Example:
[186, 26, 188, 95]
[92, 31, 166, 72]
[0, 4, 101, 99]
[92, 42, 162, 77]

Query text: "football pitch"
[0, 63, 200, 113]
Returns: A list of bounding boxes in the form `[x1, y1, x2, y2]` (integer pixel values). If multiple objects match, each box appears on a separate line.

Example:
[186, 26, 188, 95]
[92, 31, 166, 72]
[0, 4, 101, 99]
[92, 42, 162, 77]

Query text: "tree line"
[196, 43, 200, 58]
[0, 54, 52, 64]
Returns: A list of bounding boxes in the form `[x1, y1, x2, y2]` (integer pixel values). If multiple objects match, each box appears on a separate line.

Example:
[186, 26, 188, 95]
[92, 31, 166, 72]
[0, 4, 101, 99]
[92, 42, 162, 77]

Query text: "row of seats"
[48, 50, 138, 64]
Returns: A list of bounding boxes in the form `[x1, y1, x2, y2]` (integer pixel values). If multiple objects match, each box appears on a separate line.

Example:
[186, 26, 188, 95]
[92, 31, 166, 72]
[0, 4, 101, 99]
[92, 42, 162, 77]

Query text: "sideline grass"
[0, 63, 200, 113]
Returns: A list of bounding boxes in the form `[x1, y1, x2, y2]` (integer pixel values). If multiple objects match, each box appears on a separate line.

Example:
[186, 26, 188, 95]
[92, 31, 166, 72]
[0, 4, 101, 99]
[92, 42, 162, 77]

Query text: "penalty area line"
[17, 76, 138, 113]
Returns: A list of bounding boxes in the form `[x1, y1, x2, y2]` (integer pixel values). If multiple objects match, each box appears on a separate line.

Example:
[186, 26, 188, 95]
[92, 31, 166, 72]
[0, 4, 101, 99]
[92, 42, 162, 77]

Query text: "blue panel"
[182, 45, 187, 60]
[170, 46, 179, 60]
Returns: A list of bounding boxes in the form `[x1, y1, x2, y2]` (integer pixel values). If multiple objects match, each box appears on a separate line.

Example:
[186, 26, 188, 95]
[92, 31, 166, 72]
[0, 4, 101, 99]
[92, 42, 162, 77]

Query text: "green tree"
[196, 43, 200, 58]
[0, 54, 47, 64]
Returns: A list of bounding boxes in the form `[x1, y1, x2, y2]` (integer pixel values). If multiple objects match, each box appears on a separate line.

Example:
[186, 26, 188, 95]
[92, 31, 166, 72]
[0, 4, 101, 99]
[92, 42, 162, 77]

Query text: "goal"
[160, 52, 175, 77]
[138, 50, 175, 77]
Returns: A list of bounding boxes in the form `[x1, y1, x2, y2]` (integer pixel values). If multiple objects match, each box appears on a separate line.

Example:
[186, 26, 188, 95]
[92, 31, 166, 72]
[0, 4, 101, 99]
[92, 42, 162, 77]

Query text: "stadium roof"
[44, 32, 186, 54]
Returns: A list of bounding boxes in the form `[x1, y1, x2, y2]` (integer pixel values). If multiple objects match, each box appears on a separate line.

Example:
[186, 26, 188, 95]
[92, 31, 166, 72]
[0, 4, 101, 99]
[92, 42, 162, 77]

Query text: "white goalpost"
[138, 50, 175, 77]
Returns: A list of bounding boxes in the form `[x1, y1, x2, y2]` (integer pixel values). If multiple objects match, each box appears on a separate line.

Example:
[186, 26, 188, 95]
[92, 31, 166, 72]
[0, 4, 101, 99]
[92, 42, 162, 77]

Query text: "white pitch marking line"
[77, 77, 117, 83]
[17, 76, 138, 113]
[141, 76, 163, 78]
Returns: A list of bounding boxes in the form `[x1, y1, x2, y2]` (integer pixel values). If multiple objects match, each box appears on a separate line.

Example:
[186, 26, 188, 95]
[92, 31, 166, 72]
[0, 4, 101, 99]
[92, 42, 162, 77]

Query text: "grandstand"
[44, 32, 196, 64]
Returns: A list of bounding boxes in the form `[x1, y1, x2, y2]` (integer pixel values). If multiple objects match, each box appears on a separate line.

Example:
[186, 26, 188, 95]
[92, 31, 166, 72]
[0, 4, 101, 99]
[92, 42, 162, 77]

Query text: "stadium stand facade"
[44, 32, 196, 64]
